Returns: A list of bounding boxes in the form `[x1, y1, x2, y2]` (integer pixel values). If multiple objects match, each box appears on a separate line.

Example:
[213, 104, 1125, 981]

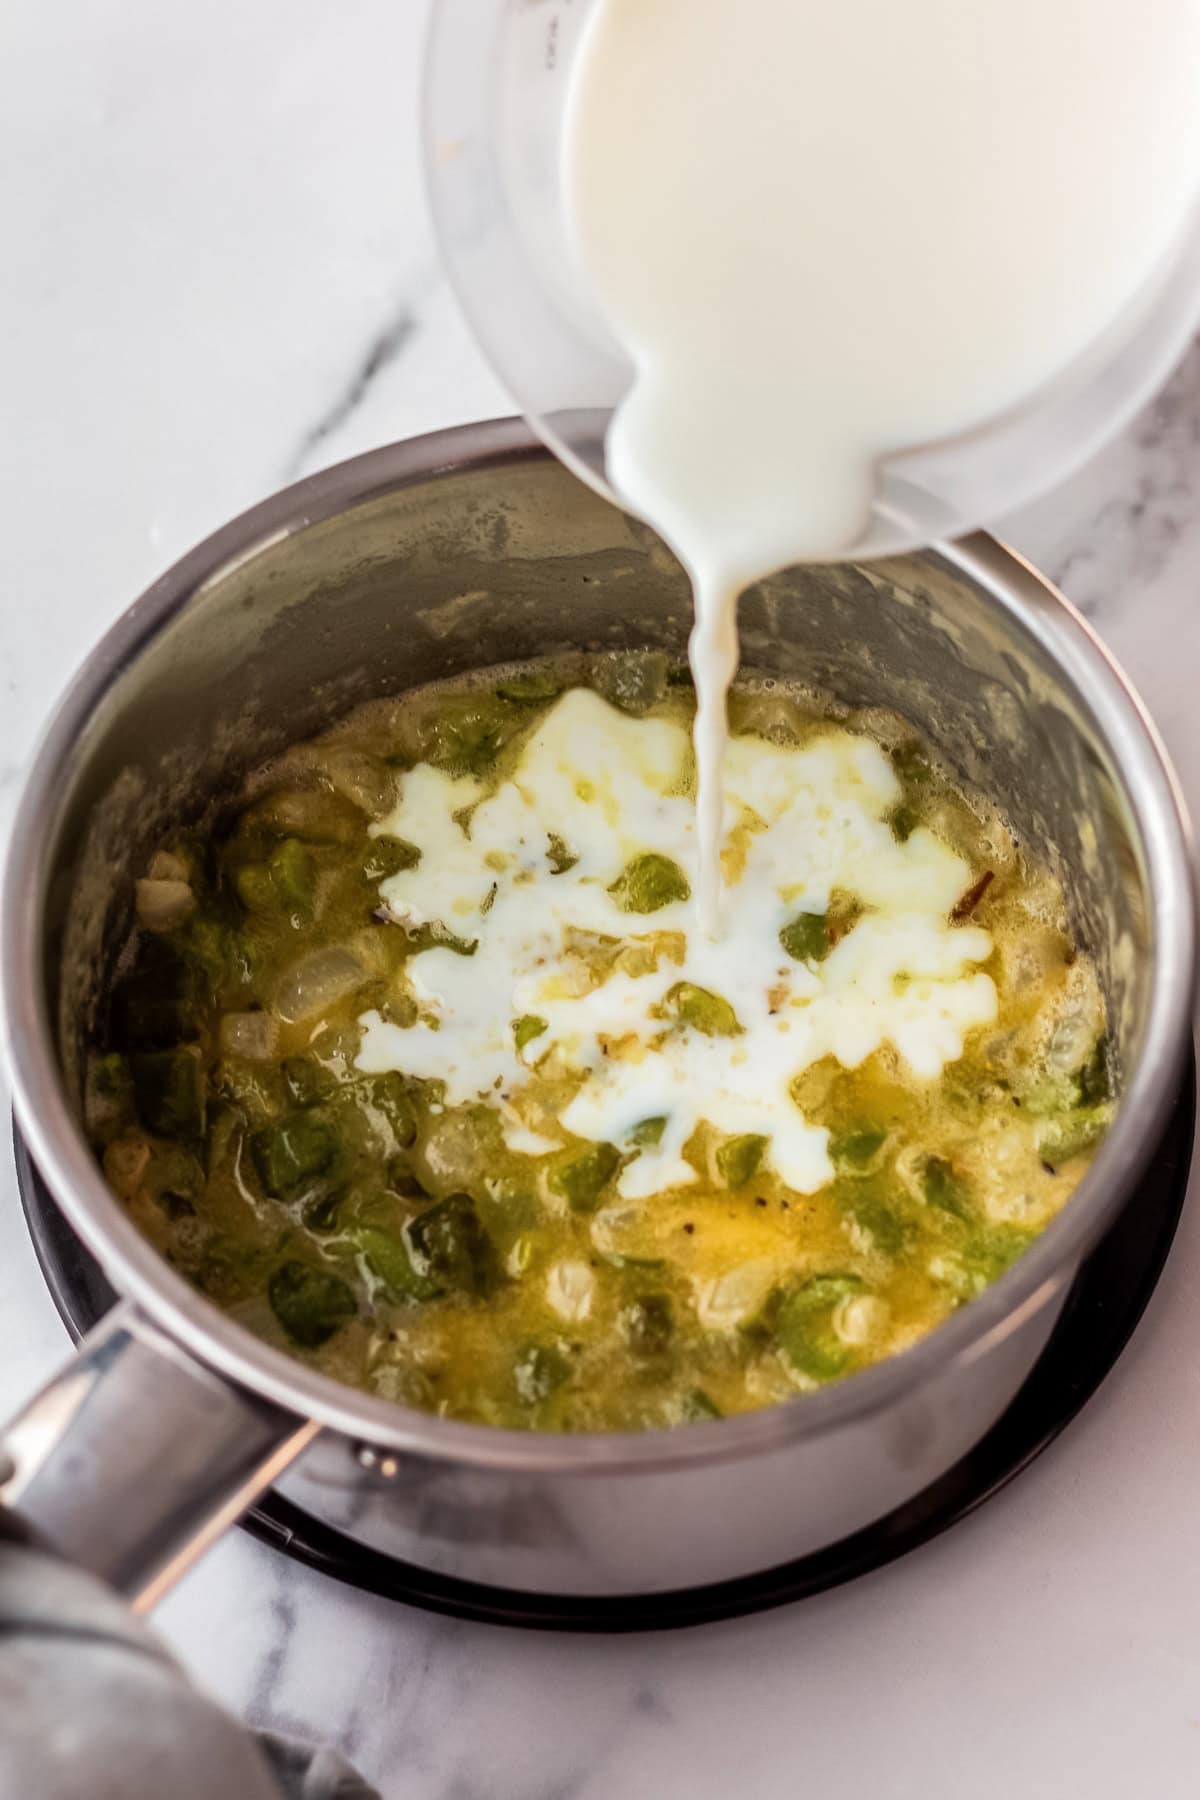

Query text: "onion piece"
[271, 947, 365, 1025]
[135, 877, 195, 933]
[219, 1011, 280, 1060]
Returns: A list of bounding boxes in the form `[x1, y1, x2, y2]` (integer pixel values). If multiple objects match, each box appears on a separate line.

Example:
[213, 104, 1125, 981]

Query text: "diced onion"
[271, 947, 365, 1025]
[135, 877, 195, 932]
[219, 1011, 280, 1060]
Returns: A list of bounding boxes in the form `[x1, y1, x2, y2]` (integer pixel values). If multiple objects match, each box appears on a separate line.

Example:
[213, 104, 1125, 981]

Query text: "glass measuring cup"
[424, 0, 1200, 559]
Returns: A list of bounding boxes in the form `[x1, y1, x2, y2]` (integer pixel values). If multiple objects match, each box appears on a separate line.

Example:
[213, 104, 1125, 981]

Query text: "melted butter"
[357, 691, 996, 1197]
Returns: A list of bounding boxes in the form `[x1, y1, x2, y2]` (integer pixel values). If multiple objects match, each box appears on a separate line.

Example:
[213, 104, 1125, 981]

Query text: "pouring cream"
[563, 0, 1200, 930]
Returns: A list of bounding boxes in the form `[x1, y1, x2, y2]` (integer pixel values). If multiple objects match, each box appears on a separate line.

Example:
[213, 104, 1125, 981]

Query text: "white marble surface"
[5, 3, 1200, 1795]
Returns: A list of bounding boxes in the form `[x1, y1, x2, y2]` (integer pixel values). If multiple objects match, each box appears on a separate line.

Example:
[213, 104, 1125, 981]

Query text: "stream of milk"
[563, 0, 1200, 932]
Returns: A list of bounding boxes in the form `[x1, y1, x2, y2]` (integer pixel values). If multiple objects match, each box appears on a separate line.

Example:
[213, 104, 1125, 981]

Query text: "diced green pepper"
[629, 1115, 667, 1147]
[681, 1388, 722, 1422]
[268, 1260, 357, 1348]
[923, 1154, 972, 1220]
[129, 1049, 207, 1139]
[1036, 1106, 1110, 1165]
[268, 838, 316, 920]
[403, 920, 478, 959]
[549, 1142, 621, 1212]
[716, 1133, 768, 1188]
[608, 852, 691, 914]
[889, 803, 920, 844]
[546, 833, 578, 875]
[848, 1194, 907, 1256]
[496, 669, 563, 703]
[937, 1227, 1035, 1299]
[594, 650, 670, 717]
[1078, 1035, 1114, 1106]
[619, 1293, 674, 1356]
[357, 1225, 441, 1302]
[235, 864, 276, 913]
[302, 1189, 345, 1234]
[662, 982, 742, 1037]
[774, 1273, 864, 1382]
[830, 1125, 887, 1167]
[404, 1194, 495, 1294]
[282, 1056, 338, 1107]
[250, 1112, 338, 1198]
[513, 1014, 548, 1052]
[357, 1072, 418, 1149]
[424, 695, 524, 775]
[779, 911, 829, 963]
[363, 837, 420, 882]
[214, 1056, 285, 1126]
[891, 741, 933, 787]
[514, 1342, 570, 1403]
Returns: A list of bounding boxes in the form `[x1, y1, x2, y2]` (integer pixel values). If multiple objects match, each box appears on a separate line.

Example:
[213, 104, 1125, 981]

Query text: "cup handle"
[0, 1299, 319, 1610]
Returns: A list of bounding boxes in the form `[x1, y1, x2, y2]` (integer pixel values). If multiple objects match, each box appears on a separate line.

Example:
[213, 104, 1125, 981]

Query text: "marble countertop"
[5, 3, 1200, 1795]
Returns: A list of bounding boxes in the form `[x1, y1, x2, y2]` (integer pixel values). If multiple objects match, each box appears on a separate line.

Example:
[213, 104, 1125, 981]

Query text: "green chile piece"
[830, 1125, 887, 1167]
[235, 865, 275, 913]
[282, 1056, 338, 1107]
[357, 1225, 440, 1302]
[938, 1227, 1036, 1299]
[425, 695, 523, 775]
[922, 1155, 972, 1220]
[495, 669, 563, 703]
[716, 1133, 767, 1188]
[594, 651, 670, 717]
[546, 833, 578, 875]
[215, 1056, 285, 1126]
[404, 919, 478, 958]
[1078, 1035, 1113, 1106]
[363, 836, 420, 882]
[1036, 1107, 1110, 1165]
[849, 1193, 907, 1256]
[779, 911, 829, 964]
[629, 1115, 667, 1147]
[619, 1293, 674, 1356]
[775, 1273, 865, 1382]
[609, 852, 690, 914]
[663, 982, 742, 1037]
[681, 1388, 722, 1422]
[302, 1189, 345, 1234]
[268, 1260, 357, 1348]
[889, 803, 920, 844]
[251, 1112, 339, 1198]
[129, 1048, 207, 1139]
[514, 1343, 571, 1403]
[513, 1014, 548, 1052]
[404, 1194, 495, 1294]
[268, 838, 316, 918]
[358, 1072, 418, 1148]
[549, 1142, 621, 1212]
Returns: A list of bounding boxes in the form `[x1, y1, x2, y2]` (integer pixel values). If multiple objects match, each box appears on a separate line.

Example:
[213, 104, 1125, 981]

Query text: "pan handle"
[0, 1299, 319, 1610]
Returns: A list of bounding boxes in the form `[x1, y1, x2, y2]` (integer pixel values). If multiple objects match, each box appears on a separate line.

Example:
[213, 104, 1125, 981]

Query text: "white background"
[3, 4, 1200, 1794]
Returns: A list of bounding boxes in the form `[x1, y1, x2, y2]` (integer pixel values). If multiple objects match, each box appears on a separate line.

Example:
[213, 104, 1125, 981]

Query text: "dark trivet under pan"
[14, 1054, 1195, 1632]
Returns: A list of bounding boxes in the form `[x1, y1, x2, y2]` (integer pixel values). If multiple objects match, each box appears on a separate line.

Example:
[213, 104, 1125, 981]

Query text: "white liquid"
[563, 0, 1200, 927]
[358, 691, 997, 1197]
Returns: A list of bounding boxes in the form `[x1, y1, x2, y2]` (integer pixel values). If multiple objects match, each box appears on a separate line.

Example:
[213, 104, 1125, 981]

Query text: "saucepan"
[0, 420, 1193, 1611]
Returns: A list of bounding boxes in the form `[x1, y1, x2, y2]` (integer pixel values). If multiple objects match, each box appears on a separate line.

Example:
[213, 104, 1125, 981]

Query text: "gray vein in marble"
[285, 304, 423, 479]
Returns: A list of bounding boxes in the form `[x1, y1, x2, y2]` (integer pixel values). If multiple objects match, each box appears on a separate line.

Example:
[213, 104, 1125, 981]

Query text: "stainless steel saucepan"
[1, 420, 1194, 1611]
